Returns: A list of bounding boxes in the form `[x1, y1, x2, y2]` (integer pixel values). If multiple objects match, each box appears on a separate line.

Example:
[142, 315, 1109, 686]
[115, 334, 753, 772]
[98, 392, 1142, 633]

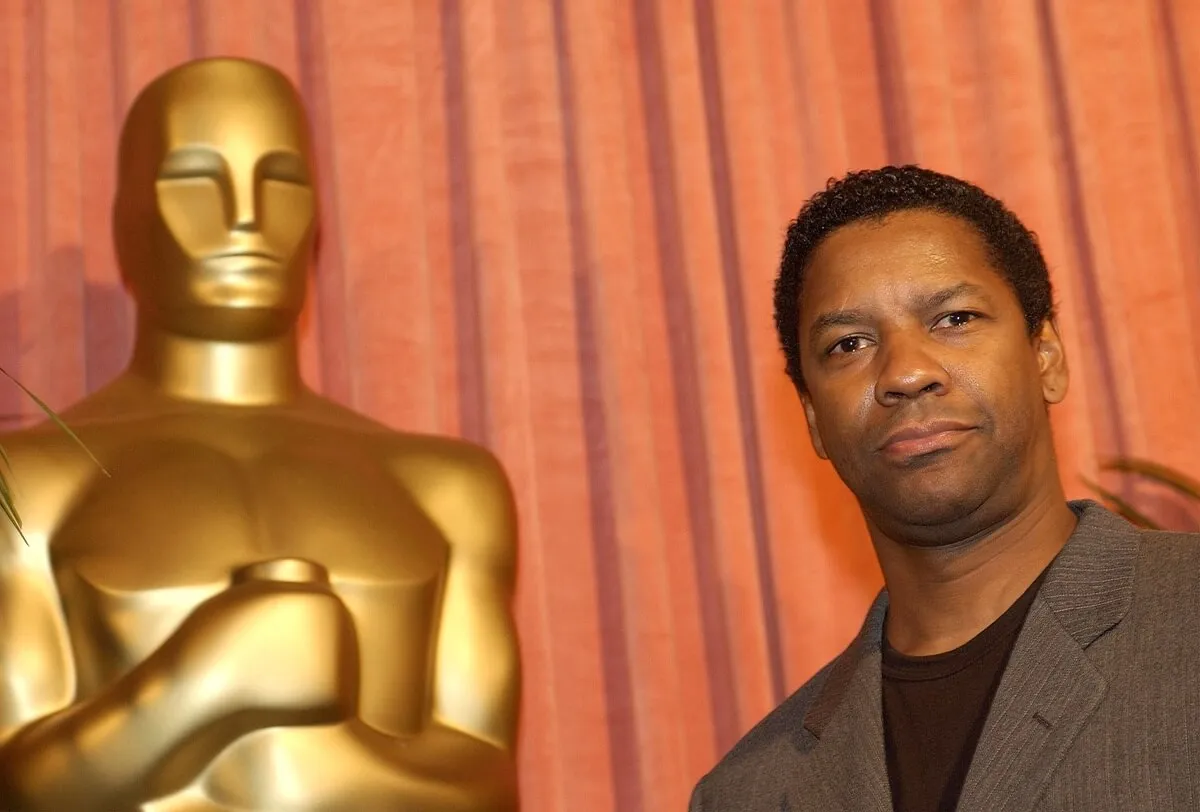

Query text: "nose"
[230, 175, 258, 232]
[874, 334, 949, 406]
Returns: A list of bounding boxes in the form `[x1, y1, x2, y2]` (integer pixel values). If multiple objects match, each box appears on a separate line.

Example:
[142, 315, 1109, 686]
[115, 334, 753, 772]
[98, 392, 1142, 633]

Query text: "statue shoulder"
[0, 423, 107, 548]
[389, 433, 515, 501]
[388, 434, 517, 558]
[297, 392, 514, 497]
[0, 421, 103, 478]
[292, 393, 518, 556]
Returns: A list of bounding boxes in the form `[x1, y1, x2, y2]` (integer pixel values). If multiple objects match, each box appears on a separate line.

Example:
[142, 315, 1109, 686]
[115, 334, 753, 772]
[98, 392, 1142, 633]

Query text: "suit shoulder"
[692, 655, 840, 803]
[1131, 526, 1200, 608]
[726, 661, 834, 760]
[1135, 525, 1200, 559]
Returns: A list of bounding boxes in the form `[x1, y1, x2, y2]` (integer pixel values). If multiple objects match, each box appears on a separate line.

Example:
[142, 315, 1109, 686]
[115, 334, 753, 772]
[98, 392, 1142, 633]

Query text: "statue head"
[113, 58, 317, 341]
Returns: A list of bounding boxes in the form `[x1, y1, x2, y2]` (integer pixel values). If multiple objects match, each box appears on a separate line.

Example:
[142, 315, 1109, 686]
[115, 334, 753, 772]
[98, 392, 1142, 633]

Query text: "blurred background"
[3, 1, 1200, 810]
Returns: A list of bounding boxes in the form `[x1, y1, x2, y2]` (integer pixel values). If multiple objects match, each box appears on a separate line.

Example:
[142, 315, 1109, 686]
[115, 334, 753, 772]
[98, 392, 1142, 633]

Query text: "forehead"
[167, 85, 307, 152]
[126, 66, 311, 165]
[801, 209, 1010, 316]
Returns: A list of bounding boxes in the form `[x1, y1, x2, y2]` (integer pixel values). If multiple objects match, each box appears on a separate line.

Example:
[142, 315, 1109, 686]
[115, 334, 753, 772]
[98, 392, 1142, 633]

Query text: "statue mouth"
[201, 250, 286, 276]
[208, 249, 283, 263]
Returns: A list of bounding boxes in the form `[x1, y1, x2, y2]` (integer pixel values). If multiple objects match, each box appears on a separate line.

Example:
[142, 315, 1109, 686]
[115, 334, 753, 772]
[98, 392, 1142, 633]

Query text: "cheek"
[156, 179, 229, 259]
[812, 386, 875, 454]
[260, 183, 315, 257]
[952, 350, 1043, 432]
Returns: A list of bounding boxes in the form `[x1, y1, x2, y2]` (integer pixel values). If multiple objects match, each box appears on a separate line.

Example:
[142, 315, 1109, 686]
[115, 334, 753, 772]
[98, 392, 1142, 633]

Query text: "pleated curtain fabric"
[3, 2, 1200, 810]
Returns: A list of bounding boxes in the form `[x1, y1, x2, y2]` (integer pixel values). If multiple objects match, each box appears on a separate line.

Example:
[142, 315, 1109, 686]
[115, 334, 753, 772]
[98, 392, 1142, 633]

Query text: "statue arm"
[0, 538, 353, 811]
[365, 443, 521, 810]
[0, 554, 73, 751]
[0, 546, 220, 809]
[0, 632, 230, 810]
[0, 444, 232, 809]
[425, 445, 520, 752]
[194, 442, 521, 812]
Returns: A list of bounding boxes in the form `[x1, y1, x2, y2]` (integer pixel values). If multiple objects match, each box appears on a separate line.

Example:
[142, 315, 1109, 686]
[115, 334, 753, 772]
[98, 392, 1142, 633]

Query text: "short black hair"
[773, 165, 1055, 392]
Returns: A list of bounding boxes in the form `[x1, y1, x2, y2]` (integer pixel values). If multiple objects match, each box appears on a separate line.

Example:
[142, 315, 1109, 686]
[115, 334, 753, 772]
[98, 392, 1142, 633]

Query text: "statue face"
[114, 59, 317, 340]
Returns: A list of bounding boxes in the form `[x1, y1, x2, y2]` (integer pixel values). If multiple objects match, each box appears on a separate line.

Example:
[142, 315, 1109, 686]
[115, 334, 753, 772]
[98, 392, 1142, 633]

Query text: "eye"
[158, 148, 227, 181]
[828, 335, 871, 355]
[935, 311, 980, 329]
[258, 152, 311, 186]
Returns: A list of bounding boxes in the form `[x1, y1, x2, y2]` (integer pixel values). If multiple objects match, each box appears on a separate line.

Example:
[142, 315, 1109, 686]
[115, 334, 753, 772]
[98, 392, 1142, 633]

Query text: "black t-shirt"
[882, 573, 1045, 812]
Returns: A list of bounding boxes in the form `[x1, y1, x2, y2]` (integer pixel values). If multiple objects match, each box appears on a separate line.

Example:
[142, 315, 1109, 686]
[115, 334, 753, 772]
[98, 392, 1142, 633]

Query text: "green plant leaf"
[1081, 476, 1162, 530]
[1100, 457, 1200, 502]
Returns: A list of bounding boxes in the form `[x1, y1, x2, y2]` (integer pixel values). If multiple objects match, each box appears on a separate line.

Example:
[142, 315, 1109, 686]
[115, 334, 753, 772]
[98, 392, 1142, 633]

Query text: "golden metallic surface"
[0, 58, 521, 812]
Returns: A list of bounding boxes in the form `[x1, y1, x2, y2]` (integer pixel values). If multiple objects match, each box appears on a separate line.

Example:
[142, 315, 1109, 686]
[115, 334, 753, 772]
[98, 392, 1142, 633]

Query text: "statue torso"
[30, 390, 458, 808]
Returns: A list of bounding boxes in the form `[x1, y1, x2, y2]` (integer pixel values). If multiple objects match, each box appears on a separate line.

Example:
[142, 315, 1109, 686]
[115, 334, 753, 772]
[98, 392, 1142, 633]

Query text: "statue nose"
[230, 178, 259, 231]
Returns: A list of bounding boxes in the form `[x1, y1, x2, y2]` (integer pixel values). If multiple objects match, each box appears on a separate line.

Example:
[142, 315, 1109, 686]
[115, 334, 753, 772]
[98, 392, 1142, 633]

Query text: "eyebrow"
[807, 281, 989, 347]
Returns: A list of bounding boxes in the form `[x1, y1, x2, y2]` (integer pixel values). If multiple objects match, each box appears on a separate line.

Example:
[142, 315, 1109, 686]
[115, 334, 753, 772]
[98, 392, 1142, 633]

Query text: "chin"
[892, 492, 984, 528]
[859, 475, 997, 545]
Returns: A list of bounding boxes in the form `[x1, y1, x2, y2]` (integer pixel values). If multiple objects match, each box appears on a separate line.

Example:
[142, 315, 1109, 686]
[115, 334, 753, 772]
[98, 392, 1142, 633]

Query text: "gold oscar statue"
[0, 57, 520, 812]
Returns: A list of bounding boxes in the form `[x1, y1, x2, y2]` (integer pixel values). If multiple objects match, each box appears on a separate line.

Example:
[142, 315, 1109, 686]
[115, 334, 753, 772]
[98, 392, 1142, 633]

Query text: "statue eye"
[158, 148, 228, 182]
[258, 152, 311, 186]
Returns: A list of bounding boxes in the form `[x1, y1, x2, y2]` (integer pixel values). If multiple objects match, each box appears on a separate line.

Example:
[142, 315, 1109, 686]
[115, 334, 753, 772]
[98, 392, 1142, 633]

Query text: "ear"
[1035, 318, 1069, 405]
[800, 392, 830, 460]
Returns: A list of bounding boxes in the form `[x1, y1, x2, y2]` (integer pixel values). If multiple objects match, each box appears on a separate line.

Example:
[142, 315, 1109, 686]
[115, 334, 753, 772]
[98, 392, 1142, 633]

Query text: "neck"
[128, 320, 303, 406]
[873, 482, 1077, 657]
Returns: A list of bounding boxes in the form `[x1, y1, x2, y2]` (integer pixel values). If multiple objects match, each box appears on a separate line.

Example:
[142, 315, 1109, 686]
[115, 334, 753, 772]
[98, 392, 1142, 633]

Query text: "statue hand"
[175, 559, 359, 727]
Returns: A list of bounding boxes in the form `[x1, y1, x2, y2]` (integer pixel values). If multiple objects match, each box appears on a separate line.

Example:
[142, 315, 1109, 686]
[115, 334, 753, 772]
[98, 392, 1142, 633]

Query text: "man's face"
[797, 209, 1068, 544]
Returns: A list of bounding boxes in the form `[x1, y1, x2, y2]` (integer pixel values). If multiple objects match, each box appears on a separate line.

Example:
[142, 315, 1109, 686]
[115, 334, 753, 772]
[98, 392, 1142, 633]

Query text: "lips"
[878, 419, 976, 459]
[209, 250, 281, 262]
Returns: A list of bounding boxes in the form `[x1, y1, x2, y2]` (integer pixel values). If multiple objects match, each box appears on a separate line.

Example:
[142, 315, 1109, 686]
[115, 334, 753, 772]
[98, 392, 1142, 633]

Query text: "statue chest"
[47, 422, 450, 713]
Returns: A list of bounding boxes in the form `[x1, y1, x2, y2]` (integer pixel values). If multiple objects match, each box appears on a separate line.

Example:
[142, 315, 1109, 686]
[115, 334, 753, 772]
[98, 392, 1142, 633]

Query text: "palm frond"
[0, 465, 22, 525]
[0, 368, 109, 544]
[0, 367, 109, 476]
[0, 468, 26, 543]
[1080, 476, 1163, 530]
[1099, 457, 1200, 502]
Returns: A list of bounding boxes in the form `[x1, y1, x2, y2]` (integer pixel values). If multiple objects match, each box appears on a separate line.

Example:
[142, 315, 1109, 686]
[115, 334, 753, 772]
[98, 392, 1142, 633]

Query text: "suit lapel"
[808, 653, 893, 811]
[779, 597, 893, 811]
[954, 598, 1108, 810]
[957, 501, 1139, 810]
[773, 501, 1136, 812]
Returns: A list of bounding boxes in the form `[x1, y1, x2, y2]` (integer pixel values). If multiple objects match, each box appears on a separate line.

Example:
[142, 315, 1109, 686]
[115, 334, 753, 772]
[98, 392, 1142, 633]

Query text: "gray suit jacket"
[690, 501, 1200, 810]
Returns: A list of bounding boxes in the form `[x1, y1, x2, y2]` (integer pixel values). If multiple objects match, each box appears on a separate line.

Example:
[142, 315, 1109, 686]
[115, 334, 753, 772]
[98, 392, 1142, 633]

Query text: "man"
[689, 165, 1200, 811]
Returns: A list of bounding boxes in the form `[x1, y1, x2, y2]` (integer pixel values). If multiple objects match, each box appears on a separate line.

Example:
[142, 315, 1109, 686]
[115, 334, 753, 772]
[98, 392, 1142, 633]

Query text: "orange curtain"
[4, 1, 1200, 809]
